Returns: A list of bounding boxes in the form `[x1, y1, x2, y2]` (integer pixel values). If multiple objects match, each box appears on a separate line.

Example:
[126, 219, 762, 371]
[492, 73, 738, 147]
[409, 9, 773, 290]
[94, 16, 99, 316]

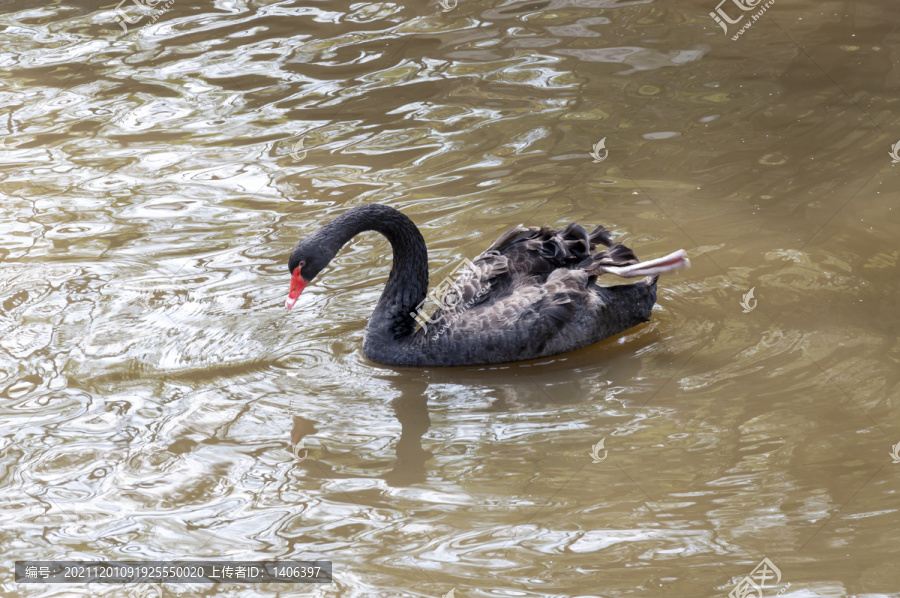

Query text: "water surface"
[2, 0, 899, 596]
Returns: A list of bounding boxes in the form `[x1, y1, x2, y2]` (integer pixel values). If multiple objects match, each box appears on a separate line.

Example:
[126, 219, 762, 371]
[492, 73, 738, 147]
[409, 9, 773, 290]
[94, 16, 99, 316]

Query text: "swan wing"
[486, 222, 641, 279]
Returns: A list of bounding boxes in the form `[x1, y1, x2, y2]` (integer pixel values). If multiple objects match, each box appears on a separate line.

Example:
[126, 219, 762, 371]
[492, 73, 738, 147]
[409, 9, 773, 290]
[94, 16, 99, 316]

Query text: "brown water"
[2, 0, 899, 596]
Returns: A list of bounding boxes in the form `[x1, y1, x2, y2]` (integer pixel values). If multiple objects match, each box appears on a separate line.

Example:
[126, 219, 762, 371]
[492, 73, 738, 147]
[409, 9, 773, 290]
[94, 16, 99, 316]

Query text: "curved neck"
[312, 204, 428, 351]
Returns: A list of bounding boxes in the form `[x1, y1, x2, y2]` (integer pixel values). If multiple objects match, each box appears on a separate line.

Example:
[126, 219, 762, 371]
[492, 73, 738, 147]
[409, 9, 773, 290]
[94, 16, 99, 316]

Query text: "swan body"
[286, 204, 689, 367]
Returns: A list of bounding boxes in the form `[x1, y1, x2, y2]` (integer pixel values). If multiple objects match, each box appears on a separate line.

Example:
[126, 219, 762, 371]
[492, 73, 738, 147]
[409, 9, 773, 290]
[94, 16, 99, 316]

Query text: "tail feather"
[594, 249, 690, 278]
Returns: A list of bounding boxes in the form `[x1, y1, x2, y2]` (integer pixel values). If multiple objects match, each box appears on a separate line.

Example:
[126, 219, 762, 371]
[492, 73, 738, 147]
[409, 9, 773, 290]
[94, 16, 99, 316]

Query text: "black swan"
[286, 204, 689, 367]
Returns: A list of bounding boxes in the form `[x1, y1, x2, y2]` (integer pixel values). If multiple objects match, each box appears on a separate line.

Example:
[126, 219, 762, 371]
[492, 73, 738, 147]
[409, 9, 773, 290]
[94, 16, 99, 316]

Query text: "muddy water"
[1, 0, 899, 596]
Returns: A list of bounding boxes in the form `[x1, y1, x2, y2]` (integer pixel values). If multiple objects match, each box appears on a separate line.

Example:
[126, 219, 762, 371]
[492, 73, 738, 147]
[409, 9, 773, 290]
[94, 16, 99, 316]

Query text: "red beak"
[285, 268, 307, 310]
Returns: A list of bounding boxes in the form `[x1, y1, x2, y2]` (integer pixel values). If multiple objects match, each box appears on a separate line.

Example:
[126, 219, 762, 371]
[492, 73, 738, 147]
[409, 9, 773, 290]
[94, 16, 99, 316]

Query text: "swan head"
[286, 239, 330, 310]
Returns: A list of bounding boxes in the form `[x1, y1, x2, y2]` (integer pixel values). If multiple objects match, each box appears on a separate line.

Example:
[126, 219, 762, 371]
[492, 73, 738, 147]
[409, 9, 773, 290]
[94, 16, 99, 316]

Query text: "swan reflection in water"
[288, 339, 652, 487]
[288, 377, 432, 487]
